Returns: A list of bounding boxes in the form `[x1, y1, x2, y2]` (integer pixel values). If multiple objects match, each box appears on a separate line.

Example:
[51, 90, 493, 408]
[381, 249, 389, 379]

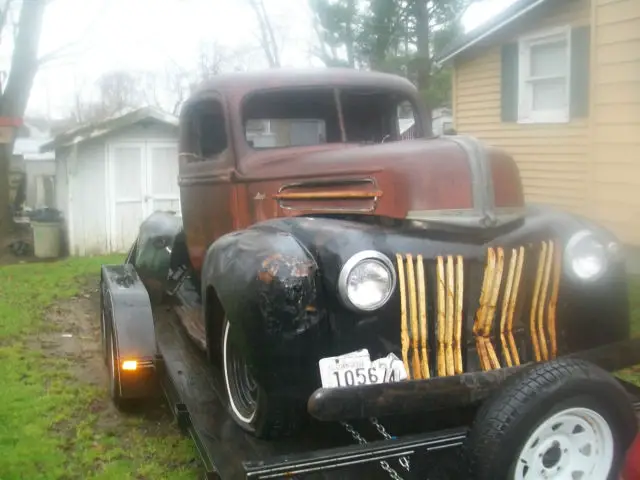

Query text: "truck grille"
[395, 240, 561, 380]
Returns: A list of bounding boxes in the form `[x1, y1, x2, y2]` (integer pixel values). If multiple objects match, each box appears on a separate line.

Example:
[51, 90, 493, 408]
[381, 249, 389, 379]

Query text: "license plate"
[318, 349, 408, 389]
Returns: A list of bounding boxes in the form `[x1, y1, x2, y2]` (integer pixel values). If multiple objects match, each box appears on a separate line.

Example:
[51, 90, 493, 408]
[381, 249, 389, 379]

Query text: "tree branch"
[247, 0, 280, 67]
[37, 0, 108, 66]
[1, 0, 46, 117]
[0, 0, 14, 43]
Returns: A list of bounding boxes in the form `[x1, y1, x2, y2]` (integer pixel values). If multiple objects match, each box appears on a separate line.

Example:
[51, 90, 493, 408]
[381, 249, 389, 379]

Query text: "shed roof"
[435, 0, 567, 64]
[40, 106, 178, 153]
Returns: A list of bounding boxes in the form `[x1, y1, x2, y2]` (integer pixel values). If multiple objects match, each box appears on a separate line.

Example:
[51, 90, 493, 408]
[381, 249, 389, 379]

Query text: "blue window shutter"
[501, 43, 519, 122]
[570, 26, 591, 119]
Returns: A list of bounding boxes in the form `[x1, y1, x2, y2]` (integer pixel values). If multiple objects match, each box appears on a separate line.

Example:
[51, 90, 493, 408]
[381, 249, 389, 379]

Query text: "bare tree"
[162, 63, 190, 116]
[0, 0, 108, 238]
[66, 70, 149, 126]
[96, 70, 144, 117]
[161, 41, 255, 115]
[70, 76, 91, 124]
[37, 0, 109, 69]
[0, 0, 47, 237]
[196, 40, 233, 79]
[247, 0, 281, 68]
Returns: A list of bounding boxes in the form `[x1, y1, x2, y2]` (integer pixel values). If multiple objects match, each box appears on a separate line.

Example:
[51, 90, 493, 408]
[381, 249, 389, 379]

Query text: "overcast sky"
[1, 0, 517, 119]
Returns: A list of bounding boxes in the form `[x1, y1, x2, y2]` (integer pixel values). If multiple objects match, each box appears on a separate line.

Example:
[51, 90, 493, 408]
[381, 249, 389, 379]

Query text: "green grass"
[617, 276, 640, 385]
[0, 257, 198, 480]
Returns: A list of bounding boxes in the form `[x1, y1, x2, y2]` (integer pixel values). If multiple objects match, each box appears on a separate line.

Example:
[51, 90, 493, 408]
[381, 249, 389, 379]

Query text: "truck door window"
[183, 99, 228, 161]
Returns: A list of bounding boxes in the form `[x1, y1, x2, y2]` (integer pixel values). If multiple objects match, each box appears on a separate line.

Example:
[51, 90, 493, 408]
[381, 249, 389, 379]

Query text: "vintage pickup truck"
[115, 68, 639, 479]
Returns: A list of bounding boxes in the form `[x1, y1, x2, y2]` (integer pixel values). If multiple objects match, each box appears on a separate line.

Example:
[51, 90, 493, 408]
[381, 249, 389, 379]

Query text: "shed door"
[147, 142, 180, 213]
[108, 141, 180, 253]
[109, 143, 146, 253]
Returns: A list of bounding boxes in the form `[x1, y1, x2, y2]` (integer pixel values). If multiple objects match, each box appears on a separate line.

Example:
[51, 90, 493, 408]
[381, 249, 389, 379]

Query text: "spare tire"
[463, 358, 637, 480]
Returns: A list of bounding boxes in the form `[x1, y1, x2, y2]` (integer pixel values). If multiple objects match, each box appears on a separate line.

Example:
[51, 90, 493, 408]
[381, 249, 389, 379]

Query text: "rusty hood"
[239, 136, 525, 228]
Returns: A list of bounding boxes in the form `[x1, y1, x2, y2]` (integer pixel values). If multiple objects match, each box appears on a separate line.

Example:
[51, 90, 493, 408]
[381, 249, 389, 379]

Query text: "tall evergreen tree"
[309, 0, 471, 135]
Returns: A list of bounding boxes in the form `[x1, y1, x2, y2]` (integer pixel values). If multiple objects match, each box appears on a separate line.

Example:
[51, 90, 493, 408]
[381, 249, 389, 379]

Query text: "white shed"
[40, 107, 180, 256]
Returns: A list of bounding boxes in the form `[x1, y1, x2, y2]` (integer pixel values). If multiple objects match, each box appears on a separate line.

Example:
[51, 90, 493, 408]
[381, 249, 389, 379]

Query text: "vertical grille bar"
[548, 243, 562, 360]
[445, 256, 455, 376]
[530, 242, 546, 362]
[537, 241, 554, 361]
[436, 257, 447, 377]
[508, 247, 525, 366]
[473, 248, 505, 371]
[484, 248, 505, 370]
[416, 255, 430, 379]
[473, 249, 494, 371]
[500, 249, 518, 367]
[395, 254, 411, 376]
[406, 254, 422, 379]
[454, 256, 464, 375]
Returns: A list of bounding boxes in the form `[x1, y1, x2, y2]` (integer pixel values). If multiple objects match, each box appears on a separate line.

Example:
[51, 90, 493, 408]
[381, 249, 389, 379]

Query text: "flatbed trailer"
[155, 300, 472, 479]
[101, 263, 640, 480]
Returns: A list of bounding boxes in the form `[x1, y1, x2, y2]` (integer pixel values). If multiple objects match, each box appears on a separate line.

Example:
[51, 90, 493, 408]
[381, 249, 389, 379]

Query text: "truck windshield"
[243, 88, 418, 149]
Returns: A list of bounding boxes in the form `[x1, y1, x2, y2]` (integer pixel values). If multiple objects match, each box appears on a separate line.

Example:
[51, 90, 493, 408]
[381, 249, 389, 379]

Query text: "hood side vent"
[273, 178, 382, 213]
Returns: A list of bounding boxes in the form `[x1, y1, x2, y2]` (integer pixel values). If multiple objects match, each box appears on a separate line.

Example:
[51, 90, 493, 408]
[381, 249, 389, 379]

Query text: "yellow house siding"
[592, 0, 640, 245]
[453, 0, 592, 216]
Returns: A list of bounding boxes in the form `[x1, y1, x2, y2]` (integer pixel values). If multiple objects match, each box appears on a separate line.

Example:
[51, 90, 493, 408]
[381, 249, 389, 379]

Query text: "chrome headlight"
[338, 250, 396, 311]
[564, 230, 608, 281]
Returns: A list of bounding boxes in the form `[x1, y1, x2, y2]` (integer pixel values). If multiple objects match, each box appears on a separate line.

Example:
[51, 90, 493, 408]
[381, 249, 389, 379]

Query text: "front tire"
[464, 358, 637, 480]
[222, 319, 303, 439]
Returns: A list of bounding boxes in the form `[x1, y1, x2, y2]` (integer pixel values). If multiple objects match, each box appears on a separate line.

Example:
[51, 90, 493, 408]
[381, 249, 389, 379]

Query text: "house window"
[518, 26, 571, 124]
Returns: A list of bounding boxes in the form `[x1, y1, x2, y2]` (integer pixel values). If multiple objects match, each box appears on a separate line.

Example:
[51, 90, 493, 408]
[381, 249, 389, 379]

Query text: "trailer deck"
[153, 302, 471, 479]
[101, 263, 640, 480]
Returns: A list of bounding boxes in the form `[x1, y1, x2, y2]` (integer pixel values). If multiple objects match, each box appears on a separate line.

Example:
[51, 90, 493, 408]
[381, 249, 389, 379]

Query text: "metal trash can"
[32, 220, 62, 259]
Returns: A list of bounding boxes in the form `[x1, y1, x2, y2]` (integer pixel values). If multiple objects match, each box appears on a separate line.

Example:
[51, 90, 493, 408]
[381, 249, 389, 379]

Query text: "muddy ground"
[37, 280, 181, 438]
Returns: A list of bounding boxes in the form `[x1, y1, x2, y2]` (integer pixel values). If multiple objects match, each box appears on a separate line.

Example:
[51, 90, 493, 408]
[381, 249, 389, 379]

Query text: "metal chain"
[378, 460, 406, 480]
[341, 421, 368, 446]
[370, 417, 411, 472]
[340, 421, 405, 480]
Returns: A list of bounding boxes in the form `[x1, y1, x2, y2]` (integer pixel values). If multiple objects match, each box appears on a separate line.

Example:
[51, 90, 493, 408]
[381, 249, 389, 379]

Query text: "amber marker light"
[121, 360, 138, 371]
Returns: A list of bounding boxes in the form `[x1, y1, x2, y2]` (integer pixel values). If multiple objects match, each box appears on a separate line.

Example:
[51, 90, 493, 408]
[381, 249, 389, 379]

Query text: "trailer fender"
[100, 264, 158, 404]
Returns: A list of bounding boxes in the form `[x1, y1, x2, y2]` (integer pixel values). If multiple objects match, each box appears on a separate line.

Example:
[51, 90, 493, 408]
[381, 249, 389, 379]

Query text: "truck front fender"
[202, 227, 321, 361]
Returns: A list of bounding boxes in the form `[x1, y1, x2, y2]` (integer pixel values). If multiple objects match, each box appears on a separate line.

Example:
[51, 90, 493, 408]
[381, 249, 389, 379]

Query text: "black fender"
[100, 264, 157, 399]
[202, 226, 323, 390]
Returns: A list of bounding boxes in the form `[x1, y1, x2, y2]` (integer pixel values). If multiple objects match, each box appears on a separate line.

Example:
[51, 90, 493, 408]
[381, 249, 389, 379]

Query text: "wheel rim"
[223, 322, 258, 424]
[514, 407, 614, 480]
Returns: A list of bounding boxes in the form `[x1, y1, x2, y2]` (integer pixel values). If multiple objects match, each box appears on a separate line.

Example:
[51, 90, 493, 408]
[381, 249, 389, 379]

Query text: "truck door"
[178, 95, 236, 273]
